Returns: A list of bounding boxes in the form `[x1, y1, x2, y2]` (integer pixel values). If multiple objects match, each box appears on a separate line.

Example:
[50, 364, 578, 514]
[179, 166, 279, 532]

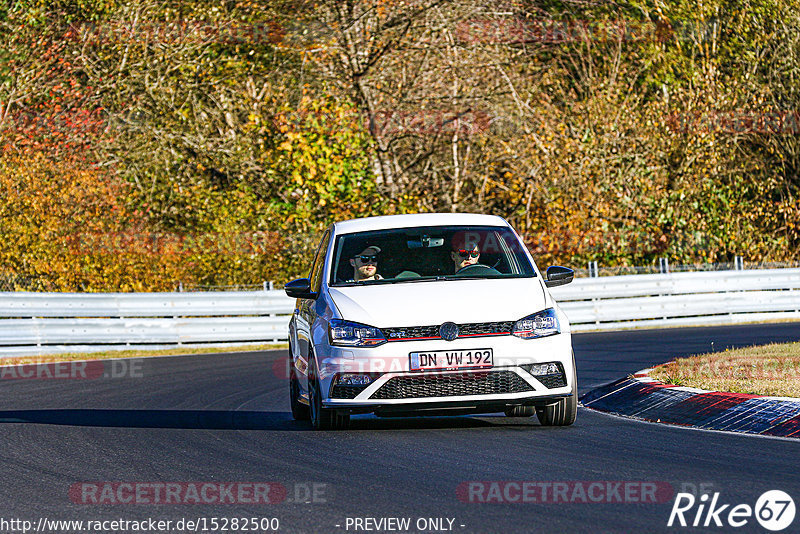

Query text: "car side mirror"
[545, 266, 574, 288]
[284, 278, 317, 299]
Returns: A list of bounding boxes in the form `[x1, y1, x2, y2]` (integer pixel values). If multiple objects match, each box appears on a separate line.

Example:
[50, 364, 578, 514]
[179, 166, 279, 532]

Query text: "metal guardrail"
[0, 291, 293, 358]
[0, 291, 289, 317]
[550, 268, 800, 331]
[1, 268, 798, 357]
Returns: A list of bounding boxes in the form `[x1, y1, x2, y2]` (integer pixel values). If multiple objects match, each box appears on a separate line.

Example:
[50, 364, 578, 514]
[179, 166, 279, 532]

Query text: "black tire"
[536, 357, 577, 426]
[289, 362, 310, 421]
[504, 405, 536, 417]
[308, 357, 350, 431]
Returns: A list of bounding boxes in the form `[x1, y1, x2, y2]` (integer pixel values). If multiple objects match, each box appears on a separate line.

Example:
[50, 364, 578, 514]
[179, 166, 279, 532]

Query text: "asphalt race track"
[1, 322, 800, 534]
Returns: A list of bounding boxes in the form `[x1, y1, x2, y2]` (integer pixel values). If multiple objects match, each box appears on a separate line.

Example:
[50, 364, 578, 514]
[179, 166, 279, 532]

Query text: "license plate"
[409, 349, 493, 371]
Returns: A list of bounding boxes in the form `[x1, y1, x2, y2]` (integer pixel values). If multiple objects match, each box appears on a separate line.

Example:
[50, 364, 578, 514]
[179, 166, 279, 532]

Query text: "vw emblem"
[439, 322, 459, 341]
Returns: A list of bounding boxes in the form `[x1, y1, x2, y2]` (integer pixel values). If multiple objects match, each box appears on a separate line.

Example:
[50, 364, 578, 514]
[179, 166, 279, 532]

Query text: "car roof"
[333, 213, 509, 235]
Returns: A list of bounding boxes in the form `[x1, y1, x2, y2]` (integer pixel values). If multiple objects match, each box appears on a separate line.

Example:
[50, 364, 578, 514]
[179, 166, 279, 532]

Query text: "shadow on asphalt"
[0, 409, 555, 431]
[0, 409, 295, 430]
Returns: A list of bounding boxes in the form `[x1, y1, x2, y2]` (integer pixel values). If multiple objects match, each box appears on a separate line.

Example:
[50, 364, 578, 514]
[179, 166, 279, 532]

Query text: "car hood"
[328, 278, 548, 327]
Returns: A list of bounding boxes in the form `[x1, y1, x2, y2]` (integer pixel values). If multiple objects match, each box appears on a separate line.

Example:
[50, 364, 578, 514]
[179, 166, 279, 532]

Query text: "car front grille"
[383, 325, 439, 340]
[382, 321, 514, 341]
[369, 370, 533, 400]
[459, 321, 515, 336]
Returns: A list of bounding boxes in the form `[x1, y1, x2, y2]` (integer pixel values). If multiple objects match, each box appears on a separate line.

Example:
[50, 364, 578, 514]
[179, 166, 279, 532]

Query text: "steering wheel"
[455, 263, 501, 276]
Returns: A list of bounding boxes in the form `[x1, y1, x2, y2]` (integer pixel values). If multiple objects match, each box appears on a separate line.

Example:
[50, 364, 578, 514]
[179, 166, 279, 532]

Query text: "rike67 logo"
[668, 490, 795, 531]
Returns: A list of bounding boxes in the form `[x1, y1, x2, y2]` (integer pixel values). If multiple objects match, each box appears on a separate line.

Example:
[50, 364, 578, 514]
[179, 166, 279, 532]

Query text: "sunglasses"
[457, 250, 480, 259]
[356, 255, 378, 263]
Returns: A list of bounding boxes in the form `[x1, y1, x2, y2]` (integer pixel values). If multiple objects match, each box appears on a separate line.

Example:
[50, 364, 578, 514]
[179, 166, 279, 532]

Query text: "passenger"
[348, 245, 384, 282]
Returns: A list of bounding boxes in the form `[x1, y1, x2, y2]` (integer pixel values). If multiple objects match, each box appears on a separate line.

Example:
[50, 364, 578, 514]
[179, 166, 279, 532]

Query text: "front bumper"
[339, 394, 574, 417]
[316, 332, 574, 413]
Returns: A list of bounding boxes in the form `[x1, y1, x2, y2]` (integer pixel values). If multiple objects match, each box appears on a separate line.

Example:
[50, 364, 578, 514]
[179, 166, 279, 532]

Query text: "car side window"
[309, 230, 332, 294]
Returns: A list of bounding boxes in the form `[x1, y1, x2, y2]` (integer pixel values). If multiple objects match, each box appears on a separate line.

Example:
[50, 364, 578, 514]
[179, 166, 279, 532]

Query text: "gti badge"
[439, 322, 459, 341]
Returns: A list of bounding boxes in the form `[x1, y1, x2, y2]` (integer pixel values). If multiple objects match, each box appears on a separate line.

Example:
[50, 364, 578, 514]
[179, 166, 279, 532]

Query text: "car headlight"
[512, 308, 560, 339]
[329, 319, 387, 347]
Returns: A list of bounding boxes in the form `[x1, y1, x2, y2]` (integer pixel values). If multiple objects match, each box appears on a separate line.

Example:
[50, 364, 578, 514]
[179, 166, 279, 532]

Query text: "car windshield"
[329, 225, 536, 286]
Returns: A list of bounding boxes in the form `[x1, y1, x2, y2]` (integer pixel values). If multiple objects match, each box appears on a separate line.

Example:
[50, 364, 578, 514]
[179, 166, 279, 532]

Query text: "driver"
[348, 245, 384, 282]
[450, 238, 481, 273]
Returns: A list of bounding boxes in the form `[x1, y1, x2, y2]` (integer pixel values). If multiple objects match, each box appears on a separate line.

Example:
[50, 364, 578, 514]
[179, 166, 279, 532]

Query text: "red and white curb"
[580, 368, 800, 437]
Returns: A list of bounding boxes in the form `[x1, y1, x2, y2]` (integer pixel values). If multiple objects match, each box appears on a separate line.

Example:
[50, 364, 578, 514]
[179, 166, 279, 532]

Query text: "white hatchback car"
[285, 213, 576, 430]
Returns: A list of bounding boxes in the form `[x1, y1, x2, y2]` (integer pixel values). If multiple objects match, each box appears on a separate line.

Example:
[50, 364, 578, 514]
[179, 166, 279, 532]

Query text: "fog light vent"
[337, 374, 373, 386]
[523, 362, 560, 376]
[521, 362, 567, 389]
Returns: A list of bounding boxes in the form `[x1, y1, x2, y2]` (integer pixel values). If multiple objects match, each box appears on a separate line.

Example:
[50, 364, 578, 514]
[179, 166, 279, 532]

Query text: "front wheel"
[537, 356, 578, 426]
[536, 391, 577, 426]
[308, 357, 350, 431]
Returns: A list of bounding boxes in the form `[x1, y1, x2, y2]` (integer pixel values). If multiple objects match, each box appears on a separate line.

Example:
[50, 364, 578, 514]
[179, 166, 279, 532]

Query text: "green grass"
[648, 342, 800, 398]
[2, 343, 288, 365]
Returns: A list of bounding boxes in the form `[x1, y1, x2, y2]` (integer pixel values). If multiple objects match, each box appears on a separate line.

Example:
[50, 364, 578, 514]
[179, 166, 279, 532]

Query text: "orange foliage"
[0, 151, 195, 291]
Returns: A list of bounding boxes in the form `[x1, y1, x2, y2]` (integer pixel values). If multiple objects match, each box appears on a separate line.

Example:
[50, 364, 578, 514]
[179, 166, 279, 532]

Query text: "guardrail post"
[34, 317, 41, 347]
[587, 261, 600, 324]
[657, 258, 670, 319]
[734, 256, 744, 270]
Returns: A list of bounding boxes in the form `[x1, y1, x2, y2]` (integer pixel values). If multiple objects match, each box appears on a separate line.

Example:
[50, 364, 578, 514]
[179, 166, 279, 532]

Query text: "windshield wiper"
[439, 274, 522, 281]
[386, 276, 443, 284]
[334, 277, 439, 287]
[335, 274, 523, 286]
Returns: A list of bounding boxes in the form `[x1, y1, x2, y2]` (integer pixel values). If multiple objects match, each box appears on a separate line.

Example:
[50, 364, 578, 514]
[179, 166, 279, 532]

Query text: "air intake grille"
[330, 385, 366, 399]
[382, 321, 513, 341]
[537, 373, 568, 389]
[369, 371, 533, 399]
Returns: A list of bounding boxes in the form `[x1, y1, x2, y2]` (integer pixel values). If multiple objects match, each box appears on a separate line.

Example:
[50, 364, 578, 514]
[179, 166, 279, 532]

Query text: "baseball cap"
[355, 245, 381, 256]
